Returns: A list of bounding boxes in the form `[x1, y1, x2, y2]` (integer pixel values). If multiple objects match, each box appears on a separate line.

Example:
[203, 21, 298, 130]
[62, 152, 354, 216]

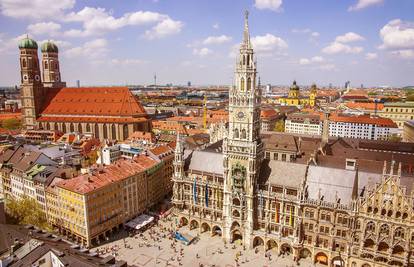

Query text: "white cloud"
[255, 0, 283, 11]
[251, 33, 288, 53]
[299, 58, 310, 65]
[379, 19, 414, 50]
[203, 35, 232, 45]
[311, 32, 320, 38]
[0, 0, 75, 19]
[64, 7, 181, 38]
[349, 0, 383, 11]
[213, 23, 219, 30]
[64, 38, 108, 59]
[335, 32, 365, 43]
[0, 33, 27, 54]
[27, 22, 61, 36]
[365, 52, 378, 60]
[144, 18, 183, 39]
[299, 56, 324, 65]
[322, 42, 363, 54]
[391, 49, 414, 59]
[192, 47, 212, 57]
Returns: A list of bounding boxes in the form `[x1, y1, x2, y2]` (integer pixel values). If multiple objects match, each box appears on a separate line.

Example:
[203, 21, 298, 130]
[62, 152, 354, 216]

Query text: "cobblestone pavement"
[92, 215, 320, 267]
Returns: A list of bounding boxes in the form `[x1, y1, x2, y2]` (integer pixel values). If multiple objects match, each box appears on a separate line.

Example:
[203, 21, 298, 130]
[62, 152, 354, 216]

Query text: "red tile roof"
[41, 87, 147, 117]
[330, 114, 397, 127]
[56, 157, 151, 194]
[345, 102, 384, 111]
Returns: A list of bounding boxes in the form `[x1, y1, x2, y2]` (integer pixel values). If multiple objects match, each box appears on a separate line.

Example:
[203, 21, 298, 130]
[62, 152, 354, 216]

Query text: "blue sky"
[0, 0, 413, 87]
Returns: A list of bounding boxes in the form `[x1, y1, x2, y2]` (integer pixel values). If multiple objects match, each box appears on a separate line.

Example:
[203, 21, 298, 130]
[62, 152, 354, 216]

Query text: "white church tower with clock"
[222, 10, 264, 248]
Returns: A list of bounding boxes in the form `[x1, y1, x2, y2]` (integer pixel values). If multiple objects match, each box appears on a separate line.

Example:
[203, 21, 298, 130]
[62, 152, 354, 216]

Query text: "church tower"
[222, 11, 263, 248]
[19, 36, 44, 130]
[41, 41, 66, 88]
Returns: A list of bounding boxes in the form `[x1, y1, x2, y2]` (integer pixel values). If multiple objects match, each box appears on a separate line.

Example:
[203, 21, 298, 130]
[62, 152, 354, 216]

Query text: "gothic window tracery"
[234, 128, 239, 138]
[379, 224, 390, 237]
[241, 129, 246, 139]
[247, 77, 251, 91]
[394, 227, 404, 239]
[366, 221, 375, 233]
[240, 78, 245, 91]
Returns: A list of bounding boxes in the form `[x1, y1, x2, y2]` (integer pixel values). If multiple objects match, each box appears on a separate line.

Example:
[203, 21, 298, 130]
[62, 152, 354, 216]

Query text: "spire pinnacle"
[243, 10, 250, 46]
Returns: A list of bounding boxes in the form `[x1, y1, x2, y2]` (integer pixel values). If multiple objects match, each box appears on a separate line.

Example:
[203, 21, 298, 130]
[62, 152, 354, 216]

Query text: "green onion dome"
[18, 37, 38, 50]
[41, 41, 58, 53]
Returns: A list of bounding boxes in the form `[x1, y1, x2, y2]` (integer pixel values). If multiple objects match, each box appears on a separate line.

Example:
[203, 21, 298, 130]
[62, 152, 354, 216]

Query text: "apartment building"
[381, 102, 414, 129]
[285, 112, 398, 140]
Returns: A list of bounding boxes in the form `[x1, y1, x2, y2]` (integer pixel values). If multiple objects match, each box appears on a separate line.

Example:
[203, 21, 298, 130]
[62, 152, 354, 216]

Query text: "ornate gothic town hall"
[172, 12, 414, 267]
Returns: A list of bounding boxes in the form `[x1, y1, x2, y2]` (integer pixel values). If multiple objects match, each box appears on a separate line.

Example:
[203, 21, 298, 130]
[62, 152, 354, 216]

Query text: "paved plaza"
[91, 214, 321, 267]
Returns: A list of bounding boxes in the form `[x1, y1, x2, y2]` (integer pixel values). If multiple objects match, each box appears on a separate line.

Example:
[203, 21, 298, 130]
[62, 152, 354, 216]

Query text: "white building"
[285, 112, 398, 140]
[285, 113, 321, 136]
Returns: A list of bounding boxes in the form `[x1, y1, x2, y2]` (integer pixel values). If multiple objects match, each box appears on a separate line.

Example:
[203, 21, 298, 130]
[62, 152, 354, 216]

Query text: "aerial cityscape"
[0, 0, 414, 267]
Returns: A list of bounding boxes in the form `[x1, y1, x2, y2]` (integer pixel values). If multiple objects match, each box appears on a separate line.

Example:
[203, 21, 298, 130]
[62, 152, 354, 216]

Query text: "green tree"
[6, 197, 50, 230]
[273, 120, 285, 132]
[2, 118, 22, 130]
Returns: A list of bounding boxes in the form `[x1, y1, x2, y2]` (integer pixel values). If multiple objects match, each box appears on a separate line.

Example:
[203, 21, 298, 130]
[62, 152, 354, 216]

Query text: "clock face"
[35, 75, 40, 81]
[237, 111, 245, 119]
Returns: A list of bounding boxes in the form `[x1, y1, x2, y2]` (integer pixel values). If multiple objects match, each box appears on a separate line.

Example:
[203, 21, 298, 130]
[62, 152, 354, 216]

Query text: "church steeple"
[243, 10, 251, 48]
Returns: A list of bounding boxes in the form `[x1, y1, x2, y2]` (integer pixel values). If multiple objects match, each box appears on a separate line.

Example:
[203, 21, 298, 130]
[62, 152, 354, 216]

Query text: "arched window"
[95, 124, 99, 139]
[44, 61, 48, 69]
[62, 123, 67, 133]
[247, 77, 251, 91]
[103, 124, 108, 139]
[112, 124, 116, 140]
[234, 128, 239, 138]
[366, 221, 375, 233]
[70, 123, 74, 132]
[242, 55, 245, 65]
[77, 123, 82, 133]
[240, 78, 245, 91]
[123, 124, 128, 140]
[247, 55, 250, 66]
[380, 224, 389, 236]
[394, 227, 404, 239]
[22, 58, 27, 68]
[86, 123, 91, 132]
[241, 129, 246, 139]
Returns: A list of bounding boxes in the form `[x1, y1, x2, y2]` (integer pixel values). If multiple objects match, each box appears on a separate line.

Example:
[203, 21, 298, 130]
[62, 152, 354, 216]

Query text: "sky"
[0, 0, 413, 87]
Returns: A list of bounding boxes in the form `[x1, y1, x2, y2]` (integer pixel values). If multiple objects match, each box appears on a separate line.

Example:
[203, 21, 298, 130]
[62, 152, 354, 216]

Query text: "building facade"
[18, 37, 151, 141]
[285, 112, 398, 141]
[403, 120, 414, 142]
[381, 102, 414, 129]
[172, 12, 414, 267]
[278, 82, 318, 107]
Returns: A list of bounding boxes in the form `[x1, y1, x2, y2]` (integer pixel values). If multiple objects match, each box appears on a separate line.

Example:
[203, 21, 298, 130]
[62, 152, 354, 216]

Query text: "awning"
[125, 214, 154, 230]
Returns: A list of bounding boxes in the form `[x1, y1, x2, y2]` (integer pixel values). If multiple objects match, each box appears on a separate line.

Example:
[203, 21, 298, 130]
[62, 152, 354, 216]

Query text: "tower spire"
[243, 10, 250, 47]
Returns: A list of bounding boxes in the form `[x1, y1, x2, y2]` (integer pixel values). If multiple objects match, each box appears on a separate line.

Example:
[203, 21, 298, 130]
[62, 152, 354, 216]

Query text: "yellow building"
[56, 173, 124, 247]
[278, 81, 317, 107]
[381, 102, 414, 129]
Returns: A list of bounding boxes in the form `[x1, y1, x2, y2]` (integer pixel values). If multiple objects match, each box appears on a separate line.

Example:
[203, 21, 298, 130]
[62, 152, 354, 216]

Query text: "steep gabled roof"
[40, 87, 147, 117]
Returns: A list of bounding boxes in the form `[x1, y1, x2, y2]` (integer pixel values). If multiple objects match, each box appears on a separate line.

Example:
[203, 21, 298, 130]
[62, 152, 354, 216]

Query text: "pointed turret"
[242, 10, 251, 48]
[352, 165, 359, 200]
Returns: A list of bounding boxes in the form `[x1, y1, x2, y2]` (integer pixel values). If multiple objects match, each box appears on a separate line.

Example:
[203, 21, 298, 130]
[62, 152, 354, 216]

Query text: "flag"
[205, 181, 209, 207]
[193, 177, 197, 204]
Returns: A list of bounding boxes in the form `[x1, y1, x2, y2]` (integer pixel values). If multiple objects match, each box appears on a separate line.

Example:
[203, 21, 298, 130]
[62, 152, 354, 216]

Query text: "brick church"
[18, 38, 151, 141]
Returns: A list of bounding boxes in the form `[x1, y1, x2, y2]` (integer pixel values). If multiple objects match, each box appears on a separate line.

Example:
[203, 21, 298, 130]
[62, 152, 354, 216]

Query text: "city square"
[92, 213, 319, 267]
